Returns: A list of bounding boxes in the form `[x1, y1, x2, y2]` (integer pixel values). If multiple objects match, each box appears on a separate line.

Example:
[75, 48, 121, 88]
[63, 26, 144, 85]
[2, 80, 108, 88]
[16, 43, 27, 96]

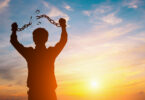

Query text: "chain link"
[17, 22, 32, 31]
[17, 16, 32, 32]
[36, 14, 60, 27]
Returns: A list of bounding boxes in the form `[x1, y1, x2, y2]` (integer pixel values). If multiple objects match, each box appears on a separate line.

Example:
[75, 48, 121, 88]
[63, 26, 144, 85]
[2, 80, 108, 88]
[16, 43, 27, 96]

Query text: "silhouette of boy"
[10, 18, 67, 100]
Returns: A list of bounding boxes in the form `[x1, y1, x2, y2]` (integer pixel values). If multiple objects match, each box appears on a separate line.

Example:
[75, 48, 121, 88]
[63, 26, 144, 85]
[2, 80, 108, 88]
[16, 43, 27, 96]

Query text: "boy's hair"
[33, 28, 49, 44]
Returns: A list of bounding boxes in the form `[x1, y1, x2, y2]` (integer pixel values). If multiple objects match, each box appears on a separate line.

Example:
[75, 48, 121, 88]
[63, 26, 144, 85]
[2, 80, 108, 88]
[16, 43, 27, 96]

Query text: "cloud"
[83, 5, 112, 16]
[0, 68, 14, 80]
[0, 0, 10, 13]
[0, 0, 11, 32]
[55, 22, 142, 77]
[83, 5, 122, 25]
[63, 3, 73, 11]
[42, 1, 69, 21]
[123, 0, 140, 9]
[101, 13, 122, 25]
[83, 11, 91, 16]
[0, 34, 10, 49]
[0, 48, 27, 83]
[130, 91, 145, 100]
[54, 21, 144, 87]
[0, 96, 27, 100]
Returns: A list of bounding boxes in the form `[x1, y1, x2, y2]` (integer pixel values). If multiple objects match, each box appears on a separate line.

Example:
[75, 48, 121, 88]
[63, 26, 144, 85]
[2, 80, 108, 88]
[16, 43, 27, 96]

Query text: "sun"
[90, 80, 100, 89]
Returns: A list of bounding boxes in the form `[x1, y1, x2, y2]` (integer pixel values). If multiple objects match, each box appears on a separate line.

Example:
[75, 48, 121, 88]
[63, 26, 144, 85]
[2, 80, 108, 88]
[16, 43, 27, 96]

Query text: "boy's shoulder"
[25, 47, 34, 51]
[47, 46, 53, 50]
[47, 46, 57, 51]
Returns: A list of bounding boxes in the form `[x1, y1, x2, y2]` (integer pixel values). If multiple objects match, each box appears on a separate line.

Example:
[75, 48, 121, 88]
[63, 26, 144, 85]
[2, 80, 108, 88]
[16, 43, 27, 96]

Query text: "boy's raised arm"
[53, 18, 68, 57]
[10, 23, 28, 58]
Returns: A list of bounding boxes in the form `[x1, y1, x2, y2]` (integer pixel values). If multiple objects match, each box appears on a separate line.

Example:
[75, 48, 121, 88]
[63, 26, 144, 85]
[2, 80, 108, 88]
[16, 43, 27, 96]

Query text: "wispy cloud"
[0, 0, 10, 13]
[123, 0, 141, 9]
[128, 91, 145, 100]
[83, 5, 122, 25]
[0, 0, 11, 32]
[101, 13, 122, 25]
[63, 3, 73, 11]
[83, 5, 112, 16]
[83, 11, 91, 16]
[42, 1, 69, 21]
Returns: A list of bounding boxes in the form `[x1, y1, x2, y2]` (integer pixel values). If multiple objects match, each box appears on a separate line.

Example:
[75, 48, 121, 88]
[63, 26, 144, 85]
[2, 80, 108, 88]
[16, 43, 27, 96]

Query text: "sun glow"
[90, 80, 100, 89]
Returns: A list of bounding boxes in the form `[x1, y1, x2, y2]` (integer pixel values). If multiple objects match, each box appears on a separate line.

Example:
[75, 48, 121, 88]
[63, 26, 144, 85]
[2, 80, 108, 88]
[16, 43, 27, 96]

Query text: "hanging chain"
[17, 22, 32, 31]
[36, 14, 60, 27]
[17, 16, 32, 32]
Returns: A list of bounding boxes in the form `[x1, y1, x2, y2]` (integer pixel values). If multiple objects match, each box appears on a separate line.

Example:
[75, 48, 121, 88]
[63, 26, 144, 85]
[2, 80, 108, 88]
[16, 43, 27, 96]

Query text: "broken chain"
[17, 10, 60, 32]
[36, 14, 60, 27]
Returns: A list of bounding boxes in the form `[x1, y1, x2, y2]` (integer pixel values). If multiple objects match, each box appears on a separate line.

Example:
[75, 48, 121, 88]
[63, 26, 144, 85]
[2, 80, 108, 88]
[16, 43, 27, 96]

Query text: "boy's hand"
[11, 22, 18, 32]
[59, 18, 66, 28]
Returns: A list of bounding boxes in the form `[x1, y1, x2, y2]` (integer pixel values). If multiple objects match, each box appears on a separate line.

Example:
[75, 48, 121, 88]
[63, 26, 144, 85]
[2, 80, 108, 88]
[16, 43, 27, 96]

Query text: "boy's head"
[33, 28, 48, 46]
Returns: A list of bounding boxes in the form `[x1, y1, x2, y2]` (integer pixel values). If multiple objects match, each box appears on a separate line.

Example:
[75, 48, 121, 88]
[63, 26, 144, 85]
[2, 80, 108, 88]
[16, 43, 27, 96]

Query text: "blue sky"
[0, 0, 145, 100]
